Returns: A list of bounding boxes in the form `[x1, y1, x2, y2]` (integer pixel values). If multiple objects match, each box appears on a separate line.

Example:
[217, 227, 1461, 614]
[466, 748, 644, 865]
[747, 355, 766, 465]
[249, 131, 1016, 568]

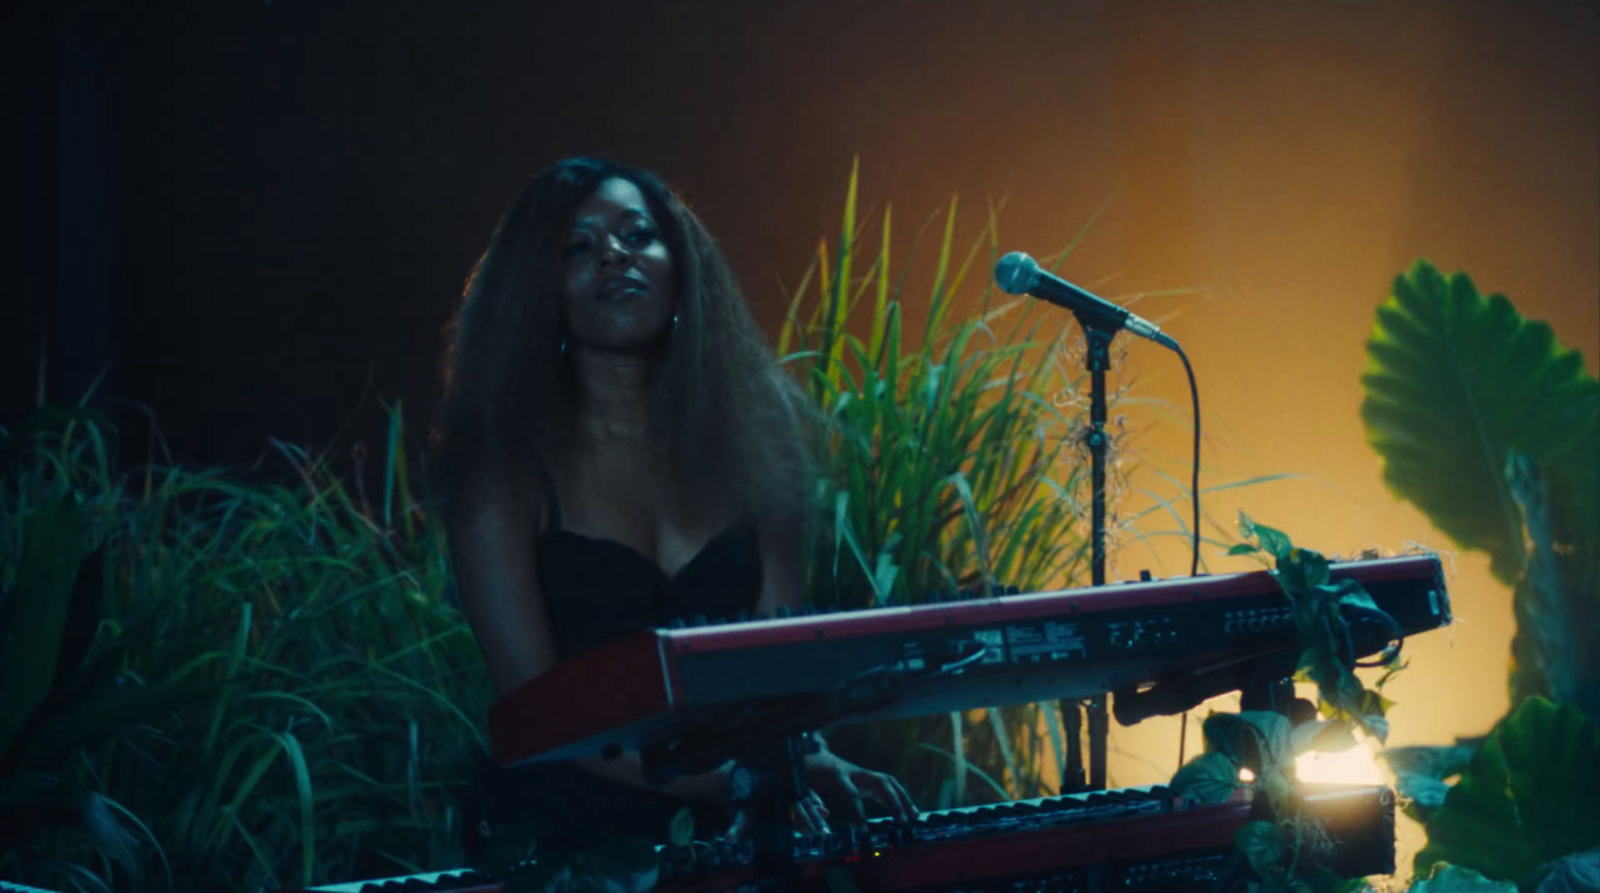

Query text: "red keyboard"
[489, 555, 1449, 766]
[284, 783, 1394, 893]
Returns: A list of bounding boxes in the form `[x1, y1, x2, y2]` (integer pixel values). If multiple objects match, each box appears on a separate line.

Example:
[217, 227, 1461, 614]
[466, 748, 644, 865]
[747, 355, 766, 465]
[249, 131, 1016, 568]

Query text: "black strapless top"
[477, 468, 763, 854]
[533, 466, 763, 659]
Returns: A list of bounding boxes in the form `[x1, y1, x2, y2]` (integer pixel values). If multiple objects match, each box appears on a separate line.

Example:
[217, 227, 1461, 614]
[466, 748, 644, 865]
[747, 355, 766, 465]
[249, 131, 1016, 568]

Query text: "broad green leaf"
[1361, 259, 1599, 586]
[1236, 820, 1285, 879]
[1504, 450, 1600, 720]
[1254, 523, 1294, 562]
[0, 498, 85, 760]
[1379, 741, 1478, 822]
[1290, 719, 1359, 755]
[1407, 864, 1518, 893]
[1170, 751, 1239, 804]
[1278, 548, 1330, 592]
[49, 544, 104, 700]
[1203, 711, 1292, 775]
[1526, 850, 1600, 893]
[1416, 697, 1600, 884]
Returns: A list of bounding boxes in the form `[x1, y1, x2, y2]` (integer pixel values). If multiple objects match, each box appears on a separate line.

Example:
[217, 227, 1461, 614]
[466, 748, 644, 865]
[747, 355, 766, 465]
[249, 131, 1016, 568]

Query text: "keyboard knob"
[777, 605, 792, 618]
[668, 617, 687, 629]
[735, 610, 750, 623]
[692, 614, 708, 627]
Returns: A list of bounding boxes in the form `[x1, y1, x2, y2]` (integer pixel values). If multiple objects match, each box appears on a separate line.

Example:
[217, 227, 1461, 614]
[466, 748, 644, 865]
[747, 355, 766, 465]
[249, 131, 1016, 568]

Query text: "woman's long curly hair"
[430, 157, 820, 526]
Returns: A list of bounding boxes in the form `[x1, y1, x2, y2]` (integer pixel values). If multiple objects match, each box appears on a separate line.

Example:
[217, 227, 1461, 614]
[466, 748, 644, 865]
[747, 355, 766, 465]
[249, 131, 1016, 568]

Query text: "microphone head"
[994, 252, 1039, 295]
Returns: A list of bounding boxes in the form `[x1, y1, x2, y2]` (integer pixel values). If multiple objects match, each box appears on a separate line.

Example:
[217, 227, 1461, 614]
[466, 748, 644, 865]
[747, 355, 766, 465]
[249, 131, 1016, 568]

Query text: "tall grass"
[1, 401, 491, 892]
[781, 157, 1101, 807]
[2, 159, 1246, 890]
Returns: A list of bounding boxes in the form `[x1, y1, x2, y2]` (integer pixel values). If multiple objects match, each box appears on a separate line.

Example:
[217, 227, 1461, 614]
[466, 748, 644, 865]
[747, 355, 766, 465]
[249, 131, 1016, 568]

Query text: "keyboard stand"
[735, 732, 820, 890]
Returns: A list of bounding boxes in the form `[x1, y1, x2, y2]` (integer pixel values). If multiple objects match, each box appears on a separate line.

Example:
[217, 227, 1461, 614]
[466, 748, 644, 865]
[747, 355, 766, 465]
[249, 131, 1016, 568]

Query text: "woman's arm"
[446, 467, 559, 694]
[754, 514, 807, 618]
[447, 466, 732, 804]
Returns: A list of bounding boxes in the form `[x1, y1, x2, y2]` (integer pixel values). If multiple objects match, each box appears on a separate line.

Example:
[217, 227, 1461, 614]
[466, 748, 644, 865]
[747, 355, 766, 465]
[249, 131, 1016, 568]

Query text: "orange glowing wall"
[734, 2, 1594, 868]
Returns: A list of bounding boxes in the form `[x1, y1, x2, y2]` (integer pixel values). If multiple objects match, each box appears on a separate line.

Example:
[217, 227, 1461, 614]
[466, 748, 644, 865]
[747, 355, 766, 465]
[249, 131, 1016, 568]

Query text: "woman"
[431, 157, 917, 855]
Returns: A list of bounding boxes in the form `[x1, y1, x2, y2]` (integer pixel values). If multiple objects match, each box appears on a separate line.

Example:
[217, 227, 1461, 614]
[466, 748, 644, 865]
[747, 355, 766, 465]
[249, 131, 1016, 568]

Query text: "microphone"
[994, 252, 1177, 349]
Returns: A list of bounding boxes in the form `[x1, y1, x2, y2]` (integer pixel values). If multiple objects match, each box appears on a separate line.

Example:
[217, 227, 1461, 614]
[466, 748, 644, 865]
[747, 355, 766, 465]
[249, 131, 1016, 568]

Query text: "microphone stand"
[1056, 321, 1114, 792]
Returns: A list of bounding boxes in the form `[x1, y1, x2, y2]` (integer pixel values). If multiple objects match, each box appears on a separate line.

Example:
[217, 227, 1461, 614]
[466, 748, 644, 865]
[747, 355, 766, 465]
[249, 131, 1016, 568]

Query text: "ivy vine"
[1170, 513, 1410, 893]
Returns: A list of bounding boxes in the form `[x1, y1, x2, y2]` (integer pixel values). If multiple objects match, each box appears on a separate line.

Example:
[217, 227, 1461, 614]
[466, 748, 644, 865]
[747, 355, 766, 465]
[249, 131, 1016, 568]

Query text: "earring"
[671, 313, 679, 335]
[560, 333, 567, 357]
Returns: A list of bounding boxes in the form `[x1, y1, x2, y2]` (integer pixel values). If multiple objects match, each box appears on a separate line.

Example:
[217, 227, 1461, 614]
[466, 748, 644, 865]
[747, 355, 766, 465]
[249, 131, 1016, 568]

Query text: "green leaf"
[1407, 864, 1519, 893]
[1361, 259, 1599, 586]
[50, 545, 105, 698]
[1504, 450, 1600, 721]
[1254, 522, 1294, 561]
[1278, 547, 1331, 592]
[0, 498, 86, 760]
[1203, 711, 1292, 775]
[1379, 743, 1476, 780]
[1170, 751, 1239, 804]
[1526, 849, 1600, 893]
[668, 806, 694, 848]
[1228, 543, 1262, 556]
[1416, 697, 1600, 884]
[1381, 739, 1481, 822]
[1393, 772, 1454, 824]
[1290, 719, 1359, 755]
[1237, 820, 1286, 879]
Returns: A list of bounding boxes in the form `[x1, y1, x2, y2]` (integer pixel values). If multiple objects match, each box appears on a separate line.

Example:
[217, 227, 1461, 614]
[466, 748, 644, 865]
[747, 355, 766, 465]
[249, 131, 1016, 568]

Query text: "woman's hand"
[723, 745, 919, 841]
[799, 746, 919, 828]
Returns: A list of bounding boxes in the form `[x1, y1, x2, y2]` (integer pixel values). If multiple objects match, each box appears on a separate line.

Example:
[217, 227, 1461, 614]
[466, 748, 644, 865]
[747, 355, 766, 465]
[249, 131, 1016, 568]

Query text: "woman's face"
[560, 177, 676, 354]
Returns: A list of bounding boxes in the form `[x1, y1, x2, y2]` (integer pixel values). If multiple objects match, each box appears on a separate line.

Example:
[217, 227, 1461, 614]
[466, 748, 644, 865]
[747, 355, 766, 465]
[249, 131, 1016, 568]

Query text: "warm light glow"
[1295, 742, 1385, 785]
[1237, 767, 1256, 783]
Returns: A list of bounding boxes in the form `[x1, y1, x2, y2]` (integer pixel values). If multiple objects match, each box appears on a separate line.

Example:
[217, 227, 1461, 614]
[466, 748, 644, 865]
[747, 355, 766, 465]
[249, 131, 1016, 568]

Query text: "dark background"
[15, 0, 1598, 479]
[17, 0, 1132, 473]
